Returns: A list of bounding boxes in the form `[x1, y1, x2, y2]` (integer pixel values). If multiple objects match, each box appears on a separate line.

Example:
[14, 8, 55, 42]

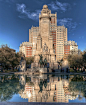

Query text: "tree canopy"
[0, 75, 24, 102]
[0, 44, 24, 71]
[67, 49, 86, 69]
[25, 57, 34, 66]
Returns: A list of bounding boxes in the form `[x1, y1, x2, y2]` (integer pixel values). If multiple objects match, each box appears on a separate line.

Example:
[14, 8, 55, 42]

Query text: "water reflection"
[18, 74, 86, 102]
[0, 74, 86, 102]
[0, 75, 24, 102]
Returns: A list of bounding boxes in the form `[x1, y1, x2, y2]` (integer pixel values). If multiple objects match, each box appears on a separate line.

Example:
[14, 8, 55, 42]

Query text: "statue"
[39, 54, 44, 67]
[43, 43, 48, 52]
[44, 58, 47, 67]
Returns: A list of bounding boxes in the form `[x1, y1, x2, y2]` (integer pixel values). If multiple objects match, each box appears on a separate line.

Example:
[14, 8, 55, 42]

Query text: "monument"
[19, 57, 26, 72]
[34, 5, 57, 69]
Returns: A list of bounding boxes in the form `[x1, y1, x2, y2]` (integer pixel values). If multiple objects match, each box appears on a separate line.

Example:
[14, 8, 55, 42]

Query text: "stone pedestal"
[31, 63, 33, 69]
[49, 63, 54, 69]
[48, 68, 52, 73]
[31, 62, 39, 68]
[39, 74, 47, 79]
[53, 62, 58, 69]
[19, 60, 26, 72]
[62, 60, 69, 72]
[39, 68, 47, 73]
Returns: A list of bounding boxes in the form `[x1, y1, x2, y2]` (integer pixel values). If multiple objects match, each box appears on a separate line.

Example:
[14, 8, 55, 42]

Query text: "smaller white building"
[19, 42, 33, 57]
[64, 40, 78, 55]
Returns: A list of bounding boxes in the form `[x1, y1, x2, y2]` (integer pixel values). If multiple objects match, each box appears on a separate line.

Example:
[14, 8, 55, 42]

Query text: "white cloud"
[48, 0, 70, 12]
[57, 18, 77, 33]
[79, 36, 84, 39]
[48, 3, 59, 10]
[17, 4, 26, 13]
[16, 3, 79, 33]
[56, 1, 69, 12]
[16, 4, 41, 20]
[18, 15, 27, 19]
[57, 18, 73, 28]
[16, 1, 70, 20]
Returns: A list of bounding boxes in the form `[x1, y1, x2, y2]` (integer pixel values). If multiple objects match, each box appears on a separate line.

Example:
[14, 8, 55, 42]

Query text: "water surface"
[0, 74, 86, 103]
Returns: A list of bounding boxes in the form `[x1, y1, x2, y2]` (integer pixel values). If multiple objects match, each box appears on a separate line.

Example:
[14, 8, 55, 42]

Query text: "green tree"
[69, 75, 86, 98]
[0, 44, 24, 71]
[67, 51, 83, 70]
[82, 50, 86, 68]
[25, 57, 34, 67]
[0, 75, 24, 102]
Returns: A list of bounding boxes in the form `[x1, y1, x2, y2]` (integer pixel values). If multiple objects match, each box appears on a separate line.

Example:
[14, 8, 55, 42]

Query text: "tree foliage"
[25, 57, 34, 66]
[0, 75, 24, 102]
[67, 49, 86, 69]
[69, 75, 86, 98]
[0, 44, 24, 71]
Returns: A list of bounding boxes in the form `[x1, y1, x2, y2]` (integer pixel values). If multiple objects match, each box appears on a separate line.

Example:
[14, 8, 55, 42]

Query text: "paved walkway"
[0, 102, 86, 105]
[0, 72, 86, 75]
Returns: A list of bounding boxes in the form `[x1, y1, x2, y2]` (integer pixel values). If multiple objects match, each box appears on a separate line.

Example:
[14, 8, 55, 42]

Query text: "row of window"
[57, 57, 63, 58]
[57, 33, 63, 34]
[57, 37, 63, 38]
[57, 42, 63, 43]
[64, 50, 70, 52]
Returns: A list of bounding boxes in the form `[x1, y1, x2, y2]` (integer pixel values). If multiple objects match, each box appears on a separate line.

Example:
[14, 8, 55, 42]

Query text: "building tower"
[27, 4, 78, 63]
[34, 5, 56, 63]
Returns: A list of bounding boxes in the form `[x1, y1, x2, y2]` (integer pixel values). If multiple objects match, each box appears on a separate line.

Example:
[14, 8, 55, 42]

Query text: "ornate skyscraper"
[29, 5, 68, 62]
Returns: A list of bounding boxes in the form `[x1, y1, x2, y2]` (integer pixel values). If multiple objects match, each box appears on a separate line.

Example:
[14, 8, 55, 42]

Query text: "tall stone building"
[56, 26, 67, 61]
[34, 5, 56, 63]
[20, 4, 78, 63]
[29, 27, 39, 56]
[29, 5, 67, 62]
[19, 75, 78, 102]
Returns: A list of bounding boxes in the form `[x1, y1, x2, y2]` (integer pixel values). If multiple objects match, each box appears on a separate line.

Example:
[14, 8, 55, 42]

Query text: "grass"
[69, 69, 75, 72]
[69, 68, 85, 73]
[77, 71, 82, 73]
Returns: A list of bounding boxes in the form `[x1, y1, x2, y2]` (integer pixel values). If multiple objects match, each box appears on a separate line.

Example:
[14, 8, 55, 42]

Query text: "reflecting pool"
[0, 74, 86, 103]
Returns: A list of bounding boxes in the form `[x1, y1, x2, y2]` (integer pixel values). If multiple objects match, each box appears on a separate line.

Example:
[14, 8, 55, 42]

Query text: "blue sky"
[7, 93, 86, 103]
[8, 94, 28, 102]
[0, 0, 86, 52]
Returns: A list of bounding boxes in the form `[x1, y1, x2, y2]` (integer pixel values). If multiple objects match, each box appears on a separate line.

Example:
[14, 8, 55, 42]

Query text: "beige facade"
[56, 26, 67, 61]
[29, 27, 39, 56]
[19, 75, 78, 102]
[19, 42, 33, 57]
[34, 5, 56, 63]
[20, 4, 78, 62]
[50, 13, 57, 54]
[29, 5, 68, 62]
[64, 41, 78, 55]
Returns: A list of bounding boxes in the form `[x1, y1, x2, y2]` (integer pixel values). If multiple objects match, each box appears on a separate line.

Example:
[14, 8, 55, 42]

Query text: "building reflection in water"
[19, 74, 78, 102]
